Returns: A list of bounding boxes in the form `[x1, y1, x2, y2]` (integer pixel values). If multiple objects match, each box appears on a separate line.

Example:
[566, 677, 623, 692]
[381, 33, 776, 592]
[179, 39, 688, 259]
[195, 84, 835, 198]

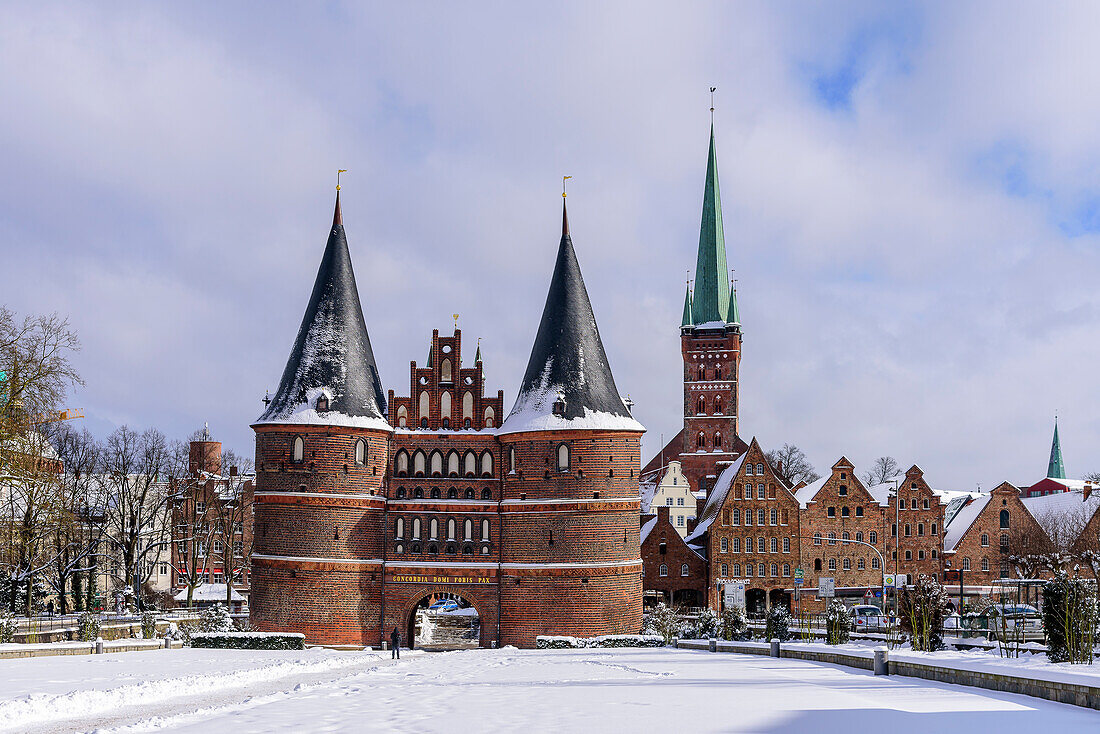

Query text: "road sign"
[818, 577, 835, 597]
[794, 568, 804, 579]
[894, 574, 907, 588]
[944, 569, 962, 583]
[884, 574, 895, 587]
[794, 577, 804, 586]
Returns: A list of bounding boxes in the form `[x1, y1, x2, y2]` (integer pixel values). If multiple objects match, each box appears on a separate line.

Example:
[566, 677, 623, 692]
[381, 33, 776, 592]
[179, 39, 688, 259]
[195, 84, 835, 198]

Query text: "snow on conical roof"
[255, 192, 390, 431]
[499, 202, 643, 435]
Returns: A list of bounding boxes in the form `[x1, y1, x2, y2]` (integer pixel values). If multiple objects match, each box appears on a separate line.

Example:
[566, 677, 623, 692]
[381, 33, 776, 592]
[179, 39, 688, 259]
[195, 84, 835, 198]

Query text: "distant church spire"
[690, 121, 731, 325]
[680, 281, 694, 327]
[1047, 418, 1066, 479]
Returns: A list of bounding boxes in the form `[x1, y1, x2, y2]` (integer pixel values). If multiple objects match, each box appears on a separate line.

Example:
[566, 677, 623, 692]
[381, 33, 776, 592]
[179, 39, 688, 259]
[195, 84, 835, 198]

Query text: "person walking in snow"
[390, 627, 401, 659]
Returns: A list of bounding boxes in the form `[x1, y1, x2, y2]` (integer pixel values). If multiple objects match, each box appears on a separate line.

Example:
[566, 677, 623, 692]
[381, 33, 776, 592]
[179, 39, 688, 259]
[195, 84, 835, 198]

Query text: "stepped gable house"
[249, 194, 644, 648]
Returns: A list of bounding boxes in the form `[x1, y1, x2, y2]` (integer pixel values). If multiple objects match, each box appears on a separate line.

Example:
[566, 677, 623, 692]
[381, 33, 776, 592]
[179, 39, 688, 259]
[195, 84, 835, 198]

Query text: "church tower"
[250, 191, 392, 647]
[496, 201, 644, 646]
[678, 123, 745, 500]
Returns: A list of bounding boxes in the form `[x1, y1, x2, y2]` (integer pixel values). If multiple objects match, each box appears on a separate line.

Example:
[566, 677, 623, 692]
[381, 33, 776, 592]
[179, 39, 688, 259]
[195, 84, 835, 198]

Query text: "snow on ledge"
[254, 387, 394, 432]
[498, 406, 644, 435]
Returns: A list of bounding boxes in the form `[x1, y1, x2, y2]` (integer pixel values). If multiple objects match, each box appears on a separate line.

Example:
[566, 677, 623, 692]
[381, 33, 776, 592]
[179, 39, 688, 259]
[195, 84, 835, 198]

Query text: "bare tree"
[861, 456, 900, 487]
[1084, 471, 1100, 483]
[42, 424, 105, 614]
[212, 449, 254, 610]
[765, 444, 820, 486]
[0, 307, 83, 422]
[99, 427, 174, 610]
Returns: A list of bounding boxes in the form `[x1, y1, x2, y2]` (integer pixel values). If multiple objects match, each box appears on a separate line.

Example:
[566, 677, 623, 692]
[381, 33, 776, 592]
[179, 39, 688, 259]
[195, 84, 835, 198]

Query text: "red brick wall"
[641, 506, 707, 605]
[947, 482, 1042, 586]
[890, 466, 946, 581]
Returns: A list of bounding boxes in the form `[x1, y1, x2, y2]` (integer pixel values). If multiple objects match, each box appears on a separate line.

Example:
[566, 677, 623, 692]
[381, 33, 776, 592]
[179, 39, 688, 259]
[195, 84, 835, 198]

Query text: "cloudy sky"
[3, 2, 1098, 489]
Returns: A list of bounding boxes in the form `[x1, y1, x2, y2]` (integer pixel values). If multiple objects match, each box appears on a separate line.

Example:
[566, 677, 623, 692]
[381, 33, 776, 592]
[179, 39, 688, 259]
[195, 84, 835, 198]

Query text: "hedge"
[536, 634, 665, 649]
[190, 632, 306, 650]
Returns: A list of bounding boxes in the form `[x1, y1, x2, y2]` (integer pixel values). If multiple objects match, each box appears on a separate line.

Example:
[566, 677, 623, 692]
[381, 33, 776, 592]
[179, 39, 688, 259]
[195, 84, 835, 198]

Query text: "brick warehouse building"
[249, 195, 644, 648]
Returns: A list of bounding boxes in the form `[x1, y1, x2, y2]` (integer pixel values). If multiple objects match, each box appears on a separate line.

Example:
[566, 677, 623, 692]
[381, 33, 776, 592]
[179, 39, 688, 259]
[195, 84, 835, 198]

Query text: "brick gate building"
[249, 195, 644, 647]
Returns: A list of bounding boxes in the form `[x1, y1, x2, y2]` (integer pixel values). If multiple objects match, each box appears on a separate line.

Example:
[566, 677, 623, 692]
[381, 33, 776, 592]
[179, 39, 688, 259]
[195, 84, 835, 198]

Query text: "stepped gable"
[256, 193, 389, 430]
[500, 202, 643, 434]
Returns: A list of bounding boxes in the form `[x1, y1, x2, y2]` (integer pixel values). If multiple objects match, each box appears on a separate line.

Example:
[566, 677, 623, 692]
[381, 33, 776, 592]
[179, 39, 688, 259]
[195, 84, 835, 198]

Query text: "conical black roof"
[500, 203, 643, 434]
[256, 194, 388, 428]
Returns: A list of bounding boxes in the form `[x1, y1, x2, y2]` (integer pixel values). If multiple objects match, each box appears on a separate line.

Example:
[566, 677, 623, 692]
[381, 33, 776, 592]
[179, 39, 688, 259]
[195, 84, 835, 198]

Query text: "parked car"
[849, 605, 890, 633]
[428, 599, 461, 613]
[962, 604, 1044, 641]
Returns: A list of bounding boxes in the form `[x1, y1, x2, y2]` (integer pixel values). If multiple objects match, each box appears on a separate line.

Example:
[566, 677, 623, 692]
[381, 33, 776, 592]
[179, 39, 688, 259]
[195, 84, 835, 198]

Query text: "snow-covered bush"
[899, 574, 949, 652]
[825, 600, 851, 645]
[720, 606, 750, 641]
[190, 632, 305, 650]
[234, 617, 254, 632]
[141, 611, 158, 640]
[764, 606, 792, 642]
[78, 611, 101, 642]
[684, 608, 721, 639]
[0, 611, 15, 644]
[535, 634, 665, 649]
[642, 603, 681, 643]
[1043, 572, 1097, 664]
[199, 604, 233, 633]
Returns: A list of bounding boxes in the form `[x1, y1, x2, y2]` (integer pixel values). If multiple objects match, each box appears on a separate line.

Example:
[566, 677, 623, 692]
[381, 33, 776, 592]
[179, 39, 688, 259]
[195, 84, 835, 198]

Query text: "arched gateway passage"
[406, 592, 481, 650]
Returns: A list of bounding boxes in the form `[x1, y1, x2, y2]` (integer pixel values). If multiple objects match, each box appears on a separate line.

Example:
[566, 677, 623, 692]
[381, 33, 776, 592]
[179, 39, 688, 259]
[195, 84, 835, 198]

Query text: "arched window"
[813, 532, 822, 546]
[396, 451, 409, 476]
[440, 392, 452, 419]
[447, 452, 459, 476]
[681, 563, 689, 577]
[755, 463, 764, 474]
[395, 518, 404, 538]
[855, 531, 863, 543]
[480, 452, 493, 477]
[508, 447, 516, 474]
[769, 537, 778, 553]
[697, 365, 705, 380]
[981, 558, 990, 572]
[659, 564, 668, 577]
[481, 519, 490, 541]
[430, 518, 439, 539]
[1000, 533, 1009, 549]
[464, 452, 477, 476]
[395, 543, 404, 554]
[447, 487, 457, 499]
[843, 558, 852, 570]
[441, 359, 452, 383]
[770, 508, 777, 525]
[731, 508, 740, 525]
[292, 436, 304, 463]
[770, 563, 778, 577]
[396, 487, 407, 499]
[465, 488, 475, 499]
[714, 432, 722, 449]
[746, 464, 754, 476]
[696, 396, 705, 415]
[557, 444, 570, 472]
[783, 537, 790, 553]
[842, 531, 850, 540]
[697, 432, 706, 449]
[484, 406, 495, 427]
[412, 518, 421, 539]
[981, 533, 989, 546]
[999, 509, 1010, 529]
[814, 558, 822, 571]
[446, 519, 456, 540]
[418, 391, 430, 421]
[464, 519, 473, 541]
[871, 557, 880, 569]
[430, 451, 443, 477]
[414, 487, 424, 498]
[463, 391, 474, 420]
[962, 557, 971, 571]
[869, 531, 878, 544]
[430, 487, 440, 499]
[413, 451, 426, 477]
[783, 563, 790, 577]
[714, 395, 723, 414]
[396, 405, 408, 427]
[917, 523, 924, 536]
[354, 439, 366, 465]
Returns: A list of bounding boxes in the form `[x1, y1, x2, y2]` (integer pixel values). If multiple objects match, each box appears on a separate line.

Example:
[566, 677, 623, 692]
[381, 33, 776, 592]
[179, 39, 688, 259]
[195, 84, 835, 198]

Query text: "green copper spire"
[475, 340, 482, 364]
[680, 283, 694, 327]
[426, 344, 434, 369]
[1047, 418, 1066, 479]
[691, 124, 730, 325]
[727, 283, 740, 325]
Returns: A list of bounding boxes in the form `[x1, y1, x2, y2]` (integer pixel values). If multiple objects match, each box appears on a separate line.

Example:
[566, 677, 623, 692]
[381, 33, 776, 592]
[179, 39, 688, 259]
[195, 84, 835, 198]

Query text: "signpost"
[944, 568, 964, 614]
[818, 576, 835, 598]
[723, 580, 746, 611]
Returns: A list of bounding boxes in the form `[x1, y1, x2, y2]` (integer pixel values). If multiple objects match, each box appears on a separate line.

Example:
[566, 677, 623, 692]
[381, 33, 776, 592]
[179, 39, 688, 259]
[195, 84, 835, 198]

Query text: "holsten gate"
[249, 194, 645, 648]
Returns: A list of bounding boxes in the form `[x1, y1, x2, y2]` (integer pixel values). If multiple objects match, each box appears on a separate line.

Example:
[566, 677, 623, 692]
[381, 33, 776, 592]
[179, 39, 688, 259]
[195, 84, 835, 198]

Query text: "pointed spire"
[475, 338, 482, 364]
[501, 202, 643, 434]
[257, 191, 388, 427]
[562, 199, 570, 237]
[426, 344, 434, 369]
[332, 190, 342, 227]
[727, 283, 740, 325]
[1047, 418, 1066, 479]
[691, 123, 731, 325]
[680, 282, 694, 327]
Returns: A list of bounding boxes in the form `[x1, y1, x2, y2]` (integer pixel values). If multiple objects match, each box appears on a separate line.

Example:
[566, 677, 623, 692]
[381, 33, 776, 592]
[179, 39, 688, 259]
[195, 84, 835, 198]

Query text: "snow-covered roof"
[639, 480, 657, 515]
[685, 454, 747, 543]
[175, 584, 246, 602]
[1022, 489, 1100, 524]
[793, 476, 828, 509]
[943, 494, 991, 552]
[1033, 478, 1100, 492]
[499, 205, 643, 436]
[640, 516, 658, 544]
[256, 194, 389, 430]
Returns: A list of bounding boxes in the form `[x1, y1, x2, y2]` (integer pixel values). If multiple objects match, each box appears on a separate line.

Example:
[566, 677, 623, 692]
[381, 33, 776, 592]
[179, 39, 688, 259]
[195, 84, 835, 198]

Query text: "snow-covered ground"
[0, 646, 1097, 733]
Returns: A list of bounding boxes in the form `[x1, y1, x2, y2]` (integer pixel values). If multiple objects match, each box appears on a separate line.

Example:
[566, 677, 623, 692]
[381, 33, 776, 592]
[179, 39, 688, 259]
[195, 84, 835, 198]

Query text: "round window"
[463, 376, 473, 385]
[419, 376, 428, 385]
[442, 345, 452, 354]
